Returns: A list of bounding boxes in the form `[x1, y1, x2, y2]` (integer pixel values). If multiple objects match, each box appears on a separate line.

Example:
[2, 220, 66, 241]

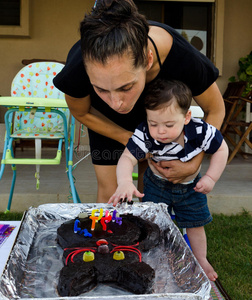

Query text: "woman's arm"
[194, 82, 225, 130]
[65, 94, 132, 146]
[151, 82, 225, 183]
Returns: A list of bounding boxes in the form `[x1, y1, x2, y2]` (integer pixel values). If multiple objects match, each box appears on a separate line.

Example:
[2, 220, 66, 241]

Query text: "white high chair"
[0, 62, 81, 212]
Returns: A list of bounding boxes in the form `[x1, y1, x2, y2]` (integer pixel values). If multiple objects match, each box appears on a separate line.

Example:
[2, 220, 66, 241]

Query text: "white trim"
[214, 0, 225, 75]
[0, 0, 30, 37]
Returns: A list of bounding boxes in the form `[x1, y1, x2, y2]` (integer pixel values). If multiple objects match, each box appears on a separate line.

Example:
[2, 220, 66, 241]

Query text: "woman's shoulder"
[147, 21, 210, 74]
[148, 21, 212, 63]
[147, 21, 173, 81]
[148, 21, 218, 96]
[148, 22, 173, 63]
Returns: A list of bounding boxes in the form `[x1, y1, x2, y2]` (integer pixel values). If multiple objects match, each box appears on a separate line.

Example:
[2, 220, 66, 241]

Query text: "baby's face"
[146, 102, 191, 144]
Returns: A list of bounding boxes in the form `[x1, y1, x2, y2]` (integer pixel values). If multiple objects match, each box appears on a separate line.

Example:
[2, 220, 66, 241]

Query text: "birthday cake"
[57, 208, 161, 296]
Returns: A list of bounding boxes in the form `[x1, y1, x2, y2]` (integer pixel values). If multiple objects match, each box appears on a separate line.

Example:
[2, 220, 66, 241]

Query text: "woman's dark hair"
[80, 0, 149, 68]
[144, 79, 192, 114]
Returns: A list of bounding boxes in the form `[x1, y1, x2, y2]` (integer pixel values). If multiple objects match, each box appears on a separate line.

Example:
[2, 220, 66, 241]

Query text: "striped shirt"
[126, 117, 223, 162]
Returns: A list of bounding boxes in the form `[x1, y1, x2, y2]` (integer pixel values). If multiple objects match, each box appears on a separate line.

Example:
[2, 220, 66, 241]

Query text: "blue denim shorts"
[142, 167, 212, 228]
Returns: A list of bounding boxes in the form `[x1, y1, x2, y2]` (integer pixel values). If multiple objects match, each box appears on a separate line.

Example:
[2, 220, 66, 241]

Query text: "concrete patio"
[0, 147, 251, 214]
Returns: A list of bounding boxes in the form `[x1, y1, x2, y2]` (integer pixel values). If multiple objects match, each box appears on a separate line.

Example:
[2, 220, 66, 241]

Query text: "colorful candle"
[91, 209, 103, 222]
[112, 210, 122, 225]
[100, 214, 112, 231]
[74, 219, 81, 233]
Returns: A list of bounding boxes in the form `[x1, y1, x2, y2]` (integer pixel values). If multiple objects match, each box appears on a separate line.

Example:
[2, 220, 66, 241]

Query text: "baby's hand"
[108, 181, 144, 207]
[194, 175, 216, 194]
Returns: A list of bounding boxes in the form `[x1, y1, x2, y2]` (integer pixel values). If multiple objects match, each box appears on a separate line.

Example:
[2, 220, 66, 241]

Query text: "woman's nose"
[110, 93, 122, 110]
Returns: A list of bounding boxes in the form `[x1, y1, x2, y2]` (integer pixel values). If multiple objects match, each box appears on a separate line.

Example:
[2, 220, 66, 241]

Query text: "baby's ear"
[184, 109, 191, 125]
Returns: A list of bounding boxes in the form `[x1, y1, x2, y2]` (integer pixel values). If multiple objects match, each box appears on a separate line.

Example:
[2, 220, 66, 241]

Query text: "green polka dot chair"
[12, 62, 69, 138]
[0, 62, 80, 211]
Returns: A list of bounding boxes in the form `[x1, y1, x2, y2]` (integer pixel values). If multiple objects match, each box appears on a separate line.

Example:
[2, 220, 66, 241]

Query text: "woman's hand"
[150, 151, 204, 183]
[150, 160, 190, 183]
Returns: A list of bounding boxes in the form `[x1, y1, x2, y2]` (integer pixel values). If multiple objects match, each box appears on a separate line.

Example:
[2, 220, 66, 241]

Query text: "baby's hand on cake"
[108, 181, 144, 207]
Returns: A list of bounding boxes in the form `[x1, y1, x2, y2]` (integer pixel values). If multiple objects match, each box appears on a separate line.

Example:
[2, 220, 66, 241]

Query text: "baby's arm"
[194, 139, 229, 194]
[108, 148, 144, 206]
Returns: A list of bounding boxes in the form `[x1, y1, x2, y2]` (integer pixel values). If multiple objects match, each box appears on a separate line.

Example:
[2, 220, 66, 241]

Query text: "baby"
[108, 79, 228, 281]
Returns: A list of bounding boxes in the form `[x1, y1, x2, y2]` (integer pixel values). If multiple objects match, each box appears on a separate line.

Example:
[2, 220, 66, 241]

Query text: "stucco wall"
[0, 0, 93, 98]
[217, 0, 252, 92]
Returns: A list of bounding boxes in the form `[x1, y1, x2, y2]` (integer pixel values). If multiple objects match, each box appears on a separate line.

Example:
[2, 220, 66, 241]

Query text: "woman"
[54, 0, 225, 203]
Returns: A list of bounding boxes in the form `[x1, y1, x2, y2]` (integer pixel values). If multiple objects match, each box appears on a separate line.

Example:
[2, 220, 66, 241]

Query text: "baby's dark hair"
[144, 79, 192, 114]
[80, 0, 149, 68]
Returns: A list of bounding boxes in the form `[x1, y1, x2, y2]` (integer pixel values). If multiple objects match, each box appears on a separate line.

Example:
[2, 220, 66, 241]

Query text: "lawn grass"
[205, 210, 252, 300]
[1, 210, 251, 299]
[0, 212, 24, 221]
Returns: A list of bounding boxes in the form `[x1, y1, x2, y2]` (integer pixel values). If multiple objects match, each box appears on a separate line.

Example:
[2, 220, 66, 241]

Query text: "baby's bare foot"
[198, 258, 218, 281]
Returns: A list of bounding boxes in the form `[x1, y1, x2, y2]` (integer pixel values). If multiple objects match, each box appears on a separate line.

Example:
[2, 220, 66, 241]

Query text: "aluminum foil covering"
[0, 202, 211, 300]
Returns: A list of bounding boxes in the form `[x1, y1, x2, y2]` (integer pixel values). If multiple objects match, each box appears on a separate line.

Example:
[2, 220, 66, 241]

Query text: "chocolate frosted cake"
[57, 209, 161, 296]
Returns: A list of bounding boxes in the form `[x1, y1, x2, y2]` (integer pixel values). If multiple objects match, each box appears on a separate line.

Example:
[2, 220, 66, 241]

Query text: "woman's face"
[85, 51, 153, 114]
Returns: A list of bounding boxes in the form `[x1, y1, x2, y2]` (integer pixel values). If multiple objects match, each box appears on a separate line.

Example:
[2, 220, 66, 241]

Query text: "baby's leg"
[186, 226, 218, 281]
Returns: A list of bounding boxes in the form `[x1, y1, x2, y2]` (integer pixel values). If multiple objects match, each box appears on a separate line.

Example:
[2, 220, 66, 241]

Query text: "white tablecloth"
[0, 221, 21, 276]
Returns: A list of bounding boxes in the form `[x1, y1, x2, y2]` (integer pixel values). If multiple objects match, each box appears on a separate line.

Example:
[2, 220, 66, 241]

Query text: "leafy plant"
[229, 51, 252, 96]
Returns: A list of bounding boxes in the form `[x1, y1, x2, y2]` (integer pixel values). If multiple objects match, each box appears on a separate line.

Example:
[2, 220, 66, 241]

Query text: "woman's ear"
[184, 109, 191, 125]
[146, 49, 153, 71]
